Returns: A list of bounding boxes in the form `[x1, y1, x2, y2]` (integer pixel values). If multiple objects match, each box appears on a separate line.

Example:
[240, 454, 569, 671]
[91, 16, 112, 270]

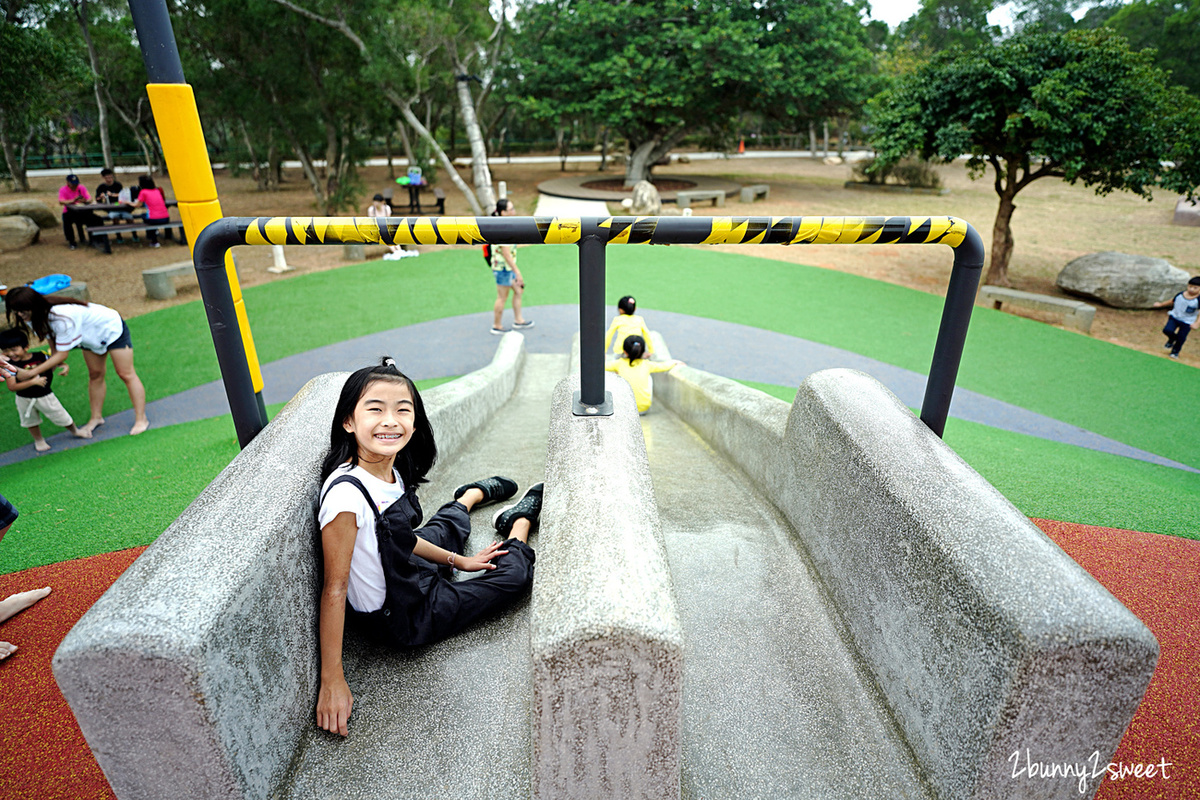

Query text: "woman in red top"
[132, 175, 170, 248]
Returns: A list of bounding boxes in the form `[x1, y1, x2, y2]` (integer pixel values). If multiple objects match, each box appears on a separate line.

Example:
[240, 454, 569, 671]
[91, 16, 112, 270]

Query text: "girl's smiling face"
[343, 378, 414, 464]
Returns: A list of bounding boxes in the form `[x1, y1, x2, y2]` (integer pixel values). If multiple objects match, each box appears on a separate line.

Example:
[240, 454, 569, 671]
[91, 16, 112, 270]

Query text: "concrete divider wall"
[655, 364, 1158, 800]
[532, 373, 683, 800]
[52, 334, 527, 800]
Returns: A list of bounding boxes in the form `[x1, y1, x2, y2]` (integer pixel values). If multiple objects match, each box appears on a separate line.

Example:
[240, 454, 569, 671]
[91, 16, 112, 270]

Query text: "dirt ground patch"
[2, 156, 1196, 365]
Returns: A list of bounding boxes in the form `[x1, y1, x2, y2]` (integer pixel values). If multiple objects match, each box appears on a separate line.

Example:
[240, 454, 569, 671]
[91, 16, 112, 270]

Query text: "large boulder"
[0, 199, 58, 229]
[629, 180, 661, 215]
[1174, 196, 1200, 227]
[1056, 251, 1189, 308]
[0, 215, 40, 252]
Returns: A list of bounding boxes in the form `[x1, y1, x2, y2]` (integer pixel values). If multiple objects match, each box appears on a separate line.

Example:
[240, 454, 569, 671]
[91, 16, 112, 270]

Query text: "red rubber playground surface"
[1, 520, 1196, 799]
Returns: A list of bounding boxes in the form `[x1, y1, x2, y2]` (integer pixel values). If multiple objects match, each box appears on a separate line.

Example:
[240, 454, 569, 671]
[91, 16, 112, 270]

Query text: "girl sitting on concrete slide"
[605, 334, 683, 414]
[315, 358, 541, 737]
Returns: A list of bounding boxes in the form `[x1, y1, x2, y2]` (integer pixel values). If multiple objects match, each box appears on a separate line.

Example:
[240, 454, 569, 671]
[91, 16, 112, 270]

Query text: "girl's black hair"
[492, 197, 511, 216]
[138, 174, 156, 190]
[622, 334, 646, 363]
[4, 286, 88, 341]
[320, 358, 437, 485]
[617, 295, 636, 315]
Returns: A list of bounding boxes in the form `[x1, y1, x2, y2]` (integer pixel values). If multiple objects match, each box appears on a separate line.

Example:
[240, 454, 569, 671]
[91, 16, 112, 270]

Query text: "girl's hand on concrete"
[459, 541, 509, 572]
[317, 676, 354, 737]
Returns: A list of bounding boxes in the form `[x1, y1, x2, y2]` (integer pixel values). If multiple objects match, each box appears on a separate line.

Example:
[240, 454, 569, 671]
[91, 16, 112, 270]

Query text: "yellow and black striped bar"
[195, 215, 983, 447]
[232, 214, 970, 249]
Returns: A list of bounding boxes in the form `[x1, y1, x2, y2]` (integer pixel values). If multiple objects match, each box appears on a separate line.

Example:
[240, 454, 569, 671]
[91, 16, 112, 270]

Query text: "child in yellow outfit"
[604, 295, 654, 358]
[605, 335, 683, 414]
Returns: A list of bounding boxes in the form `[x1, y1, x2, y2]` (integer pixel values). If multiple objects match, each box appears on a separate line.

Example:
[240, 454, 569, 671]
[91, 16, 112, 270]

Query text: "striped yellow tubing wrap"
[145, 84, 218, 202]
[234, 215, 968, 250]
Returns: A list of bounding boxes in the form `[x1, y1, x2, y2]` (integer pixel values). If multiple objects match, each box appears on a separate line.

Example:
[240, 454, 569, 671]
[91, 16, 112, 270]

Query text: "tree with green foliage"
[892, 0, 1000, 53]
[869, 28, 1200, 286]
[1107, 0, 1200, 97]
[510, 0, 768, 187]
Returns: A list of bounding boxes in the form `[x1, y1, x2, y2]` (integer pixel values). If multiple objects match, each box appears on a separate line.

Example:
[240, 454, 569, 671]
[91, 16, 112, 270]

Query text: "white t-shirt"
[1170, 292, 1200, 325]
[366, 203, 391, 217]
[318, 463, 406, 612]
[48, 303, 124, 354]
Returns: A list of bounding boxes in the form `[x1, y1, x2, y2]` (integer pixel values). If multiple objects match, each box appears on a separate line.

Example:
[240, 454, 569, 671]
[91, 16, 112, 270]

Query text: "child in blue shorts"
[488, 198, 534, 334]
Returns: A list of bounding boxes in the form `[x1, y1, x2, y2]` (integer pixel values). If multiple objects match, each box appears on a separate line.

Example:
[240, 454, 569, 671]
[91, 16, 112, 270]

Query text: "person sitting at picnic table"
[130, 175, 170, 248]
[57, 174, 92, 250]
[94, 168, 136, 242]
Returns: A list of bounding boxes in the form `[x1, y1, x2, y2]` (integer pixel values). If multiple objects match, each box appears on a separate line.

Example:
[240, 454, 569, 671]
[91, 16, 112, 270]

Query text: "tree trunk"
[74, 0, 112, 169]
[453, 70, 495, 212]
[396, 121, 416, 169]
[239, 120, 265, 190]
[986, 185, 1018, 286]
[557, 126, 568, 172]
[388, 90, 483, 216]
[599, 126, 609, 172]
[0, 108, 29, 191]
[809, 121, 817, 158]
[624, 127, 687, 187]
[822, 120, 829, 158]
[385, 131, 394, 180]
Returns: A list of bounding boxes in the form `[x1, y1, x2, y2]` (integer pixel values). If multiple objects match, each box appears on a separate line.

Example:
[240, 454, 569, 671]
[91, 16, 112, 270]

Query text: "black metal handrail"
[193, 215, 984, 447]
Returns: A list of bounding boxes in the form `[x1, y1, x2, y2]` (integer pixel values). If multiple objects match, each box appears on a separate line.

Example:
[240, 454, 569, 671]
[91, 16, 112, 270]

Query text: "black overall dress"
[322, 474, 535, 648]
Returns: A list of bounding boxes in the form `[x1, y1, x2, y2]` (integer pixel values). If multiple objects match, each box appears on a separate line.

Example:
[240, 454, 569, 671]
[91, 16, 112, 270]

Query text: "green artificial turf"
[6, 246, 1195, 468]
[0, 377, 455, 575]
[739, 378, 1200, 540]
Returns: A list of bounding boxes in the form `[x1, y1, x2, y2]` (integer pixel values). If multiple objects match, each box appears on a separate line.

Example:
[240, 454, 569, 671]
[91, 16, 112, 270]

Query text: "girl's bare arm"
[316, 512, 357, 736]
[14, 348, 68, 381]
[412, 536, 507, 573]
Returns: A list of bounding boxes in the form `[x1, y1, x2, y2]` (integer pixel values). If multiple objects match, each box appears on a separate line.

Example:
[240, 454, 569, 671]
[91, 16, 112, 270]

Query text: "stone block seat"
[739, 183, 770, 203]
[675, 189, 725, 209]
[980, 285, 1096, 333]
[142, 260, 196, 300]
[52, 328, 1156, 800]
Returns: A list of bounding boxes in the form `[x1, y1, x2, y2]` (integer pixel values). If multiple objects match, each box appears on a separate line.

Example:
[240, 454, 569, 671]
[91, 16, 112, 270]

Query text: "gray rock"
[1056, 251, 1189, 308]
[1174, 196, 1200, 227]
[0, 199, 57, 229]
[630, 180, 661, 215]
[0, 215, 40, 252]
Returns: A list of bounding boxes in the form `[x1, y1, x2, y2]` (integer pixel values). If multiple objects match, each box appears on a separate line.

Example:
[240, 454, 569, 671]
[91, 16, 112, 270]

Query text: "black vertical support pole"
[127, 0, 187, 83]
[920, 225, 986, 437]
[574, 220, 614, 416]
[193, 219, 265, 448]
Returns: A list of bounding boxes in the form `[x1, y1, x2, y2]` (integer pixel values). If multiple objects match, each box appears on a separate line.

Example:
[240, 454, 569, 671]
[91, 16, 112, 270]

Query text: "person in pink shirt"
[57, 174, 92, 250]
[131, 174, 170, 248]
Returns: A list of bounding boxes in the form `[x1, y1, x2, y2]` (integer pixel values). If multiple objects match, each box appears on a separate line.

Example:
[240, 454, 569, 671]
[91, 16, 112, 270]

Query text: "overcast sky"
[866, 0, 1018, 30]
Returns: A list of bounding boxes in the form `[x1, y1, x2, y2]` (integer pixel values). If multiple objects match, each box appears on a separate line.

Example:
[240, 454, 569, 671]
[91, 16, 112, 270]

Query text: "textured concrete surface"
[281, 350, 565, 800]
[52, 336, 531, 800]
[531, 374, 683, 800]
[657, 360, 1158, 800]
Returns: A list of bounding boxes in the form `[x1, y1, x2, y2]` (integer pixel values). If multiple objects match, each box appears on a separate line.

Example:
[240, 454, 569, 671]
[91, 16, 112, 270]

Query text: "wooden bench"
[413, 187, 445, 215]
[86, 221, 187, 254]
[979, 285, 1095, 333]
[739, 183, 769, 203]
[675, 190, 725, 209]
[143, 261, 195, 300]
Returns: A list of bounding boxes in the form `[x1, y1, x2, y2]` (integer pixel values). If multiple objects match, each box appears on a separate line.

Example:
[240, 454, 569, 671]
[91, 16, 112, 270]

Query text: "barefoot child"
[4, 286, 149, 436]
[0, 494, 52, 662]
[1, 327, 90, 451]
[604, 334, 683, 414]
[316, 358, 540, 736]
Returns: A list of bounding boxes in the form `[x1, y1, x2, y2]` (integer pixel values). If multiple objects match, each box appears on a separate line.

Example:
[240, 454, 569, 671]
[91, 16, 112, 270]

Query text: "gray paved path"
[2, 305, 1193, 473]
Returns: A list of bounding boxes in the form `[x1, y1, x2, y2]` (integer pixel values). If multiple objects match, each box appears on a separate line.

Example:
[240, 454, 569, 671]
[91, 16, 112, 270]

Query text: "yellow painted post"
[145, 83, 264, 396]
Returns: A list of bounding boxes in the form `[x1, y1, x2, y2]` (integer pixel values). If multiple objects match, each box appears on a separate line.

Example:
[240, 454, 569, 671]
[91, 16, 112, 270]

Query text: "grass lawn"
[3, 245, 1196, 574]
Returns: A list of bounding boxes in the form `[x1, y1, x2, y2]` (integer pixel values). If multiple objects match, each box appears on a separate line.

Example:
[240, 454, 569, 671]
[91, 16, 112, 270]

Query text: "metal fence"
[193, 214, 984, 447]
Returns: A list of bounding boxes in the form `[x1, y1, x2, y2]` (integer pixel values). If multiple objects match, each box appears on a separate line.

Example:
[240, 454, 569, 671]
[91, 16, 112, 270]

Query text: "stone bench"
[53, 334, 528, 800]
[143, 260, 196, 300]
[980, 285, 1095, 333]
[55, 281, 90, 303]
[739, 183, 769, 203]
[675, 189, 725, 209]
[652, 362, 1157, 800]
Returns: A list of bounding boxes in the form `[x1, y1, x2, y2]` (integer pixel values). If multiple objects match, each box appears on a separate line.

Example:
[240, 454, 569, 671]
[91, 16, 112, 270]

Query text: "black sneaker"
[513, 319, 535, 329]
[493, 483, 544, 538]
[454, 476, 517, 507]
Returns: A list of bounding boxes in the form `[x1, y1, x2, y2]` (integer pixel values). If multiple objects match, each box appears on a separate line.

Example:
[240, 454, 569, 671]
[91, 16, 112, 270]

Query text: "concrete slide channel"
[54, 330, 1156, 800]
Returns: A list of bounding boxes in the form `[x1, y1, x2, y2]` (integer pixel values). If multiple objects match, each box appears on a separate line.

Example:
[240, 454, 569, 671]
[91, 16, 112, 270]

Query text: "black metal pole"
[575, 220, 613, 416]
[193, 219, 268, 447]
[920, 225, 986, 437]
[127, 0, 187, 84]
